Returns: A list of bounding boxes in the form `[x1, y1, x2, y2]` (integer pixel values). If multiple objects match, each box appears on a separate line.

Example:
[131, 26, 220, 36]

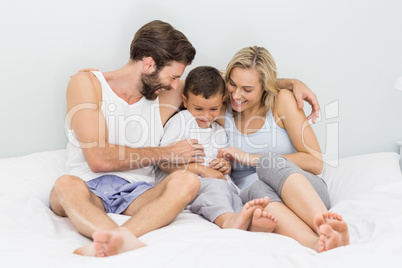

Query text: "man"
[50, 20, 320, 258]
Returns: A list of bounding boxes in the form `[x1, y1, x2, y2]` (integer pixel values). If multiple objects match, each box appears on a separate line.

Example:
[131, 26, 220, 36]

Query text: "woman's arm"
[277, 78, 320, 123]
[275, 89, 323, 174]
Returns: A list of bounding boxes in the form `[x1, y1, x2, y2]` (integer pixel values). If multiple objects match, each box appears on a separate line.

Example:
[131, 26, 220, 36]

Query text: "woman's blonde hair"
[224, 46, 279, 115]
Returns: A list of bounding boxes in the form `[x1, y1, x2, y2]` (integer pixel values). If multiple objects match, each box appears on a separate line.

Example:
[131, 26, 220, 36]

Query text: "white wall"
[1, 0, 401, 159]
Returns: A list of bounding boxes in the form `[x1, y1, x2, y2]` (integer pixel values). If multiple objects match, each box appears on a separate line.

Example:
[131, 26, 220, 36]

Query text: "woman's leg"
[266, 202, 320, 251]
[254, 152, 349, 251]
[256, 152, 330, 231]
[241, 180, 320, 251]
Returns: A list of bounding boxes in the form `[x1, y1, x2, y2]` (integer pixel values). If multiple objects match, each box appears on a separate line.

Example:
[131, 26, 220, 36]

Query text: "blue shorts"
[86, 175, 154, 214]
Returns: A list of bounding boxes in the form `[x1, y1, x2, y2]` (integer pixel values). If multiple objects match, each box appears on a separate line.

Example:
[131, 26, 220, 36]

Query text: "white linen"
[1, 150, 402, 268]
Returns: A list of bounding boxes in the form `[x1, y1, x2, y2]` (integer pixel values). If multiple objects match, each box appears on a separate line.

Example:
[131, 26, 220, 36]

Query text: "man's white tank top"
[65, 71, 164, 184]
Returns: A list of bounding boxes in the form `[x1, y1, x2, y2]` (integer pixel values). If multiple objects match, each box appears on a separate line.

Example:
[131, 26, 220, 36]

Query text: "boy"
[158, 66, 277, 231]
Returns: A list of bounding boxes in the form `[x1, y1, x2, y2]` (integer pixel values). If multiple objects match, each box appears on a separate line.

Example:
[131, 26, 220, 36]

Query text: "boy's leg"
[189, 177, 272, 230]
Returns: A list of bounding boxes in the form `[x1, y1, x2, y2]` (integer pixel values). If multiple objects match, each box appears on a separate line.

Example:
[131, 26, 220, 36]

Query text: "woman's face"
[227, 67, 264, 113]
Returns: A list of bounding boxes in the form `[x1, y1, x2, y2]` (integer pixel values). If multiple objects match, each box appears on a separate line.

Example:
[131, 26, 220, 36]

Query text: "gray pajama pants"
[189, 177, 243, 223]
[240, 152, 331, 209]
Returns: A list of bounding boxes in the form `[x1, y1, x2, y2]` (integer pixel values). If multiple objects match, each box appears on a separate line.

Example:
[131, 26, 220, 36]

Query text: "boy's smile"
[182, 92, 224, 128]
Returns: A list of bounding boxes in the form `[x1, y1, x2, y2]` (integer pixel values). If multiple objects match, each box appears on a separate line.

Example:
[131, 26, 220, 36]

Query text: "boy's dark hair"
[183, 66, 226, 99]
[130, 20, 196, 70]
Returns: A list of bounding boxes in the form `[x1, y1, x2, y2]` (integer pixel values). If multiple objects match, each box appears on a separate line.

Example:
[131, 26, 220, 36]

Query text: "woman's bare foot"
[74, 227, 146, 257]
[219, 197, 270, 230]
[314, 211, 350, 252]
[248, 208, 277, 233]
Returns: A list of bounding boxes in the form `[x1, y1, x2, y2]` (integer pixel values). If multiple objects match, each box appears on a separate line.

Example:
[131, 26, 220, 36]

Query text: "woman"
[217, 46, 349, 252]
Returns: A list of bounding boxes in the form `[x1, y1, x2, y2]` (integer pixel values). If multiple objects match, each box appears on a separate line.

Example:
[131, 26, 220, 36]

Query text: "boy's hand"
[209, 157, 231, 175]
[200, 166, 226, 180]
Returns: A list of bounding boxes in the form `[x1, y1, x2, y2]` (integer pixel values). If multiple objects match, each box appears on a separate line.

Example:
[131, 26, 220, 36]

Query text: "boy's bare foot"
[248, 208, 277, 233]
[220, 197, 270, 230]
[314, 211, 350, 252]
[74, 227, 146, 257]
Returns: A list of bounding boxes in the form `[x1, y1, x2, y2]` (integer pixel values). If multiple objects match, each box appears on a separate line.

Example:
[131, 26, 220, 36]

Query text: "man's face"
[140, 61, 186, 100]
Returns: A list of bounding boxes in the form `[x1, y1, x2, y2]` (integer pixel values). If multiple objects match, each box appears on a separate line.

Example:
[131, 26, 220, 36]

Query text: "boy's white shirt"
[158, 109, 240, 193]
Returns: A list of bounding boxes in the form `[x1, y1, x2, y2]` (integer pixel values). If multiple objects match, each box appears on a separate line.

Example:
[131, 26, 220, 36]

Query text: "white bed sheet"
[1, 150, 402, 268]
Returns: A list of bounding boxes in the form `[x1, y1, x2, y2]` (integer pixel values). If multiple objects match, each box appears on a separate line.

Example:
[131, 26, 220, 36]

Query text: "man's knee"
[53, 175, 88, 196]
[50, 175, 88, 215]
[167, 170, 200, 200]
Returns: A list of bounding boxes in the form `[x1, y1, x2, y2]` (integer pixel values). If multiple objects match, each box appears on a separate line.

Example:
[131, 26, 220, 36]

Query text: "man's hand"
[163, 139, 205, 164]
[70, 68, 99, 79]
[291, 80, 320, 123]
[209, 157, 231, 175]
[200, 166, 226, 180]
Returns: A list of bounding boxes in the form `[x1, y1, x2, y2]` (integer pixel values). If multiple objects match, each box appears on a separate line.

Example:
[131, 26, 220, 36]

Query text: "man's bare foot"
[248, 208, 277, 233]
[219, 197, 270, 230]
[314, 211, 350, 252]
[73, 242, 97, 256]
[73, 227, 146, 257]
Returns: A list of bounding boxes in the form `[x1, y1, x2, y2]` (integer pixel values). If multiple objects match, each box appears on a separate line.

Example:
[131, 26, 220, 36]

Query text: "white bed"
[1, 149, 402, 268]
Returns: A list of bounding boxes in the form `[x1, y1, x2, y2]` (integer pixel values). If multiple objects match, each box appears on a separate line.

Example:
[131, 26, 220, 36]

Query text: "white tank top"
[65, 71, 164, 183]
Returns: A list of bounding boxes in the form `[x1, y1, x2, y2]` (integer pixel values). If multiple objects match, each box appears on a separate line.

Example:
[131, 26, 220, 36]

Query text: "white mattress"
[1, 150, 402, 267]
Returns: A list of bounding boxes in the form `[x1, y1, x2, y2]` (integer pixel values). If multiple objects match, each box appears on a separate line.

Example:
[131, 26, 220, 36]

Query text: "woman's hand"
[209, 157, 231, 175]
[218, 146, 260, 167]
[200, 166, 226, 180]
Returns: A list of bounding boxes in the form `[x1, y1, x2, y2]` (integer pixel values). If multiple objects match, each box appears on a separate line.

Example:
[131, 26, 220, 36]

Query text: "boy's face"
[182, 92, 224, 128]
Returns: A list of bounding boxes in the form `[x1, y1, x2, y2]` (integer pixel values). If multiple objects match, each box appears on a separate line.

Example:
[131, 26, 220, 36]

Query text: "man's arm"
[277, 78, 320, 123]
[66, 73, 203, 173]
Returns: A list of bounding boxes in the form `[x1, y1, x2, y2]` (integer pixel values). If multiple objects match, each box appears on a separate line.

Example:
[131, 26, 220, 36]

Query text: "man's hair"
[183, 66, 226, 99]
[130, 20, 196, 69]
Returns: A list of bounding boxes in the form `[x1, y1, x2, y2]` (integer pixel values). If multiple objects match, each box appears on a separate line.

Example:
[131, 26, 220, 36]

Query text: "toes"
[334, 213, 343, 221]
[247, 200, 256, 206]
[319, 234, 326, 252]
[314, 214, 325, 229]
[244, 202, 251, 209]
[253, 208, 262, 218]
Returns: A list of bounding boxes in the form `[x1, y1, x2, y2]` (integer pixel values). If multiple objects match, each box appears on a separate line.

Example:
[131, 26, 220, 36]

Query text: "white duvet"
[1, 150, 402, 268]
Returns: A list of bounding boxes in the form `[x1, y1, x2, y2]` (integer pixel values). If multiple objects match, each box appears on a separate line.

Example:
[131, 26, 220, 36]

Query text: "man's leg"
[49, 175, 118, 238]
[85, 170, 200, 257]
[120, 170, 200, 237]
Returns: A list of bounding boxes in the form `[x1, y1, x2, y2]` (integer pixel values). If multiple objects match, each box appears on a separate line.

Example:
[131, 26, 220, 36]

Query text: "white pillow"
[0, 150, 66, 206]
[322, 152, 402, 206]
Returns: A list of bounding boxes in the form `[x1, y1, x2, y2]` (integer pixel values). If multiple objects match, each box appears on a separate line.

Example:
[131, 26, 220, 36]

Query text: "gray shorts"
[87, 175, 154, 214]
[189, 177, 243, 223]
[240, 152, 331, 209]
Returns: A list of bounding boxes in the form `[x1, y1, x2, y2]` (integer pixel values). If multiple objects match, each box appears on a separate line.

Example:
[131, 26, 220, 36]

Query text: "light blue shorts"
[86, 175, 154, 214]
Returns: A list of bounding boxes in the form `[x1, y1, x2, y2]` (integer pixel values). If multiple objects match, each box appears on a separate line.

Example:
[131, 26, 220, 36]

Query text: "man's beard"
[140, 69, 172, 100]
